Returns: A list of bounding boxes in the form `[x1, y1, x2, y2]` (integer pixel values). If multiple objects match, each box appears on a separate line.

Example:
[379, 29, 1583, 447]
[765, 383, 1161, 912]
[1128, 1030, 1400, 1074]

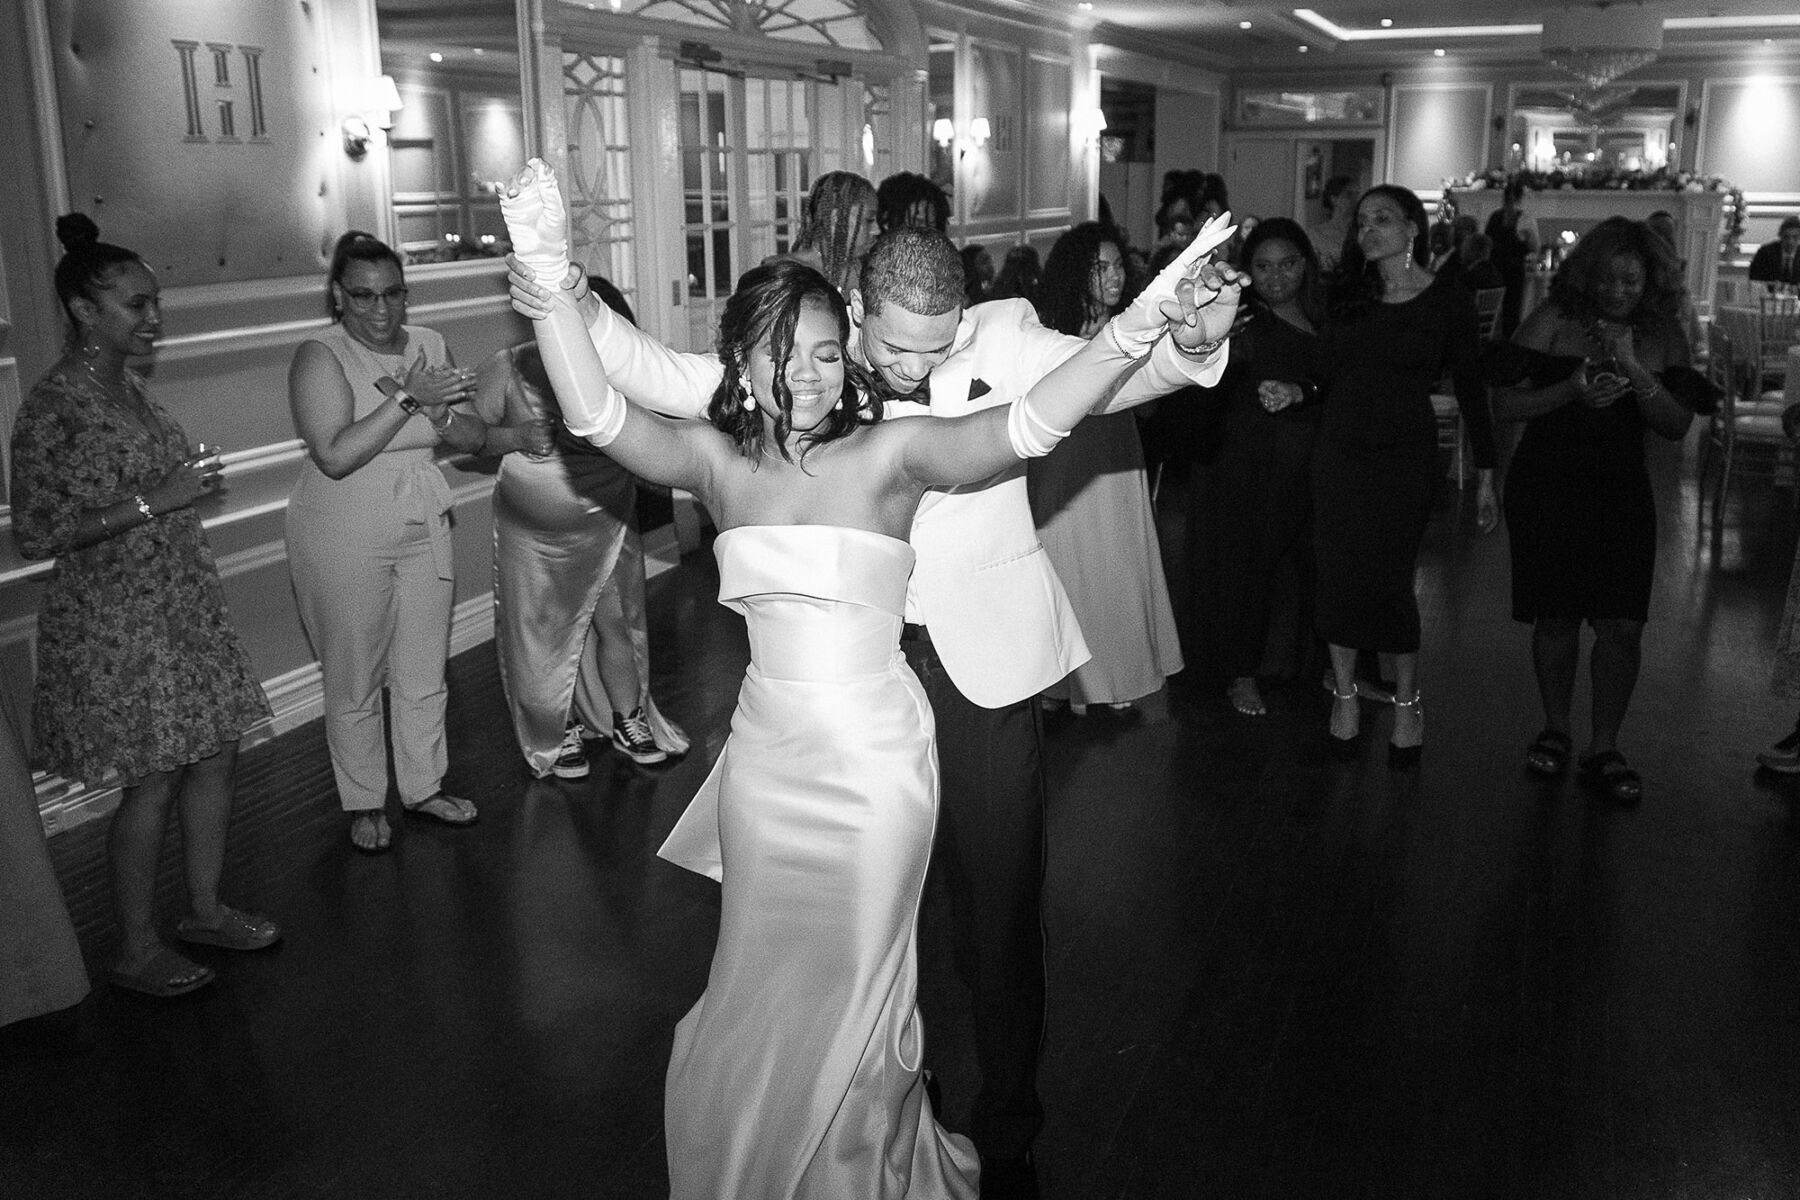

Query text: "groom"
[511, 220, 1240, 1196]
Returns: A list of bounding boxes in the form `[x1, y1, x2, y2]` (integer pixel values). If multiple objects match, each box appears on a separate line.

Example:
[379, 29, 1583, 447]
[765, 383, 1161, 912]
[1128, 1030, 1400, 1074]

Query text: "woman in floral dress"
[9, 215, 278, 999]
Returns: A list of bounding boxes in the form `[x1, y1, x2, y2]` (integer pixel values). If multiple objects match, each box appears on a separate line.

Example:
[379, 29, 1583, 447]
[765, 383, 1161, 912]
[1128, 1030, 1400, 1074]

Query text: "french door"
[680, 70, 821, 346]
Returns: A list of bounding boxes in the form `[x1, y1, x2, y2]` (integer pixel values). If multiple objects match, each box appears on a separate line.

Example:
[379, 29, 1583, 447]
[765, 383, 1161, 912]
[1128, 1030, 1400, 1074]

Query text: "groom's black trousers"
[903, 624, 1047, 1162]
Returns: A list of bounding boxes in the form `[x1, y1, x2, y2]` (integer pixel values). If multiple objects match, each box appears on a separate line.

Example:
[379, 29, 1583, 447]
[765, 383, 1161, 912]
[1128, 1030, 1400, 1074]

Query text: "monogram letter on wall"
[173, 39, 270, 143]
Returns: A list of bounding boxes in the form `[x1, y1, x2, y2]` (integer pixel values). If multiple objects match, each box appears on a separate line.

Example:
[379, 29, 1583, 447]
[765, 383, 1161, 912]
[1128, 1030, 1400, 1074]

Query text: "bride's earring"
[739, 378, 757, 413]
[78, 333, 101, 362]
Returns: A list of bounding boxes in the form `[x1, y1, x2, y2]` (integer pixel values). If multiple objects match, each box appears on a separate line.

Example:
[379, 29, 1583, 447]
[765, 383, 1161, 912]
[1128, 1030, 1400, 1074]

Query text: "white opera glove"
[498, 157, 571, 283]
[1104, 210, 1238, 357]
[500, 160, 623, 444]
[561, 372, 628, 445]
[1006, 392, 1071, 459]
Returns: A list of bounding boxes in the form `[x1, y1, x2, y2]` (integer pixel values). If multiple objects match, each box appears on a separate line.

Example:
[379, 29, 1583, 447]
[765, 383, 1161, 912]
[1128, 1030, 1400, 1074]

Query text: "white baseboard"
[36, 591, 501, 838]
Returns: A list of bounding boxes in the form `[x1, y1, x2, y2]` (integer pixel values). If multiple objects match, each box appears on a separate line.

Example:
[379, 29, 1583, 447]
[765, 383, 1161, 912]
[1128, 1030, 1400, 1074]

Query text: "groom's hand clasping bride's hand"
[506, 254, 588, 322]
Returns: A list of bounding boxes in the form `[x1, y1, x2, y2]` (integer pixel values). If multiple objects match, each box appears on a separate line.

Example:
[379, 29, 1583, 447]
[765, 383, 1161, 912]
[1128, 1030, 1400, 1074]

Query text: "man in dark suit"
[1748, 215, 1800, 288]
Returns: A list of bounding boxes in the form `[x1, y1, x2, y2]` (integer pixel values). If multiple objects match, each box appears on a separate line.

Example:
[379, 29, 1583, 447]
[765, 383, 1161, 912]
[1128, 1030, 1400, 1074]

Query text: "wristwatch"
[376, 376, 422, 415]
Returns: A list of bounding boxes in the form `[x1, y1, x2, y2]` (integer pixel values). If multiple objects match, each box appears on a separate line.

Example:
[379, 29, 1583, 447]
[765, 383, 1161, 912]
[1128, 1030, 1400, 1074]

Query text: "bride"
[499, 158, 1239, 1198]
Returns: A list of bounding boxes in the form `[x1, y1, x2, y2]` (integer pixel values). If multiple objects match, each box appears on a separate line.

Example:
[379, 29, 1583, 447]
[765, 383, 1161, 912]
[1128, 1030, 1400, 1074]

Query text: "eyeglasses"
[342, 285, 409, 309]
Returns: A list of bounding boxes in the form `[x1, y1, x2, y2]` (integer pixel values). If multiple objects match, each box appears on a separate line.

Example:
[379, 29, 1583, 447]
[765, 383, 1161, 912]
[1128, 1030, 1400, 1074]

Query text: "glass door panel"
[562, 52, 637, 311]
[680, 68, 738, 347]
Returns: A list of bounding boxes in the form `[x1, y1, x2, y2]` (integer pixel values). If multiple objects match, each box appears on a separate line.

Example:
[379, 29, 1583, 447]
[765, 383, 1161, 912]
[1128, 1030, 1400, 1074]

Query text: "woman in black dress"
[1302, 186, 1498, 761]
[1193, 218, 1327, 716]
[1494, 217, 1692, 802]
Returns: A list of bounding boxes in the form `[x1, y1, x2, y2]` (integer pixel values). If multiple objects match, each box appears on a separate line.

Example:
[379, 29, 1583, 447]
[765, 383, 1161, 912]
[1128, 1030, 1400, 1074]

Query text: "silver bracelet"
[428, 408, 455, 436]
[132, 494, 154, 523]
[1174, 336, 1224, 358]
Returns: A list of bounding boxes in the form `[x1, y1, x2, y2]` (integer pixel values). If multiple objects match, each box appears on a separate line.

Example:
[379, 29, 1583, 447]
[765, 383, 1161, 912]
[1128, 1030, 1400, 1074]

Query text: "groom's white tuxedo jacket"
[586, 297, 1227, 708]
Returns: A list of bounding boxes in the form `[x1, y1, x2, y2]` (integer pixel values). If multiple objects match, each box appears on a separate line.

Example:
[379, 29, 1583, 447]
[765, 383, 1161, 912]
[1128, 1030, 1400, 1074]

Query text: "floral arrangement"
[1446, 166, 1746, 253]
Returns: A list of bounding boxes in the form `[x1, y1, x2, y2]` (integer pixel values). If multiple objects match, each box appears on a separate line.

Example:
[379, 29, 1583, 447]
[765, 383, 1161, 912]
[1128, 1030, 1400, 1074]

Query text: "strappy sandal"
[1578, 750, 1642, 804]
[107, 948, 215, 999]
[402, 793, 478, 826]
[1525, 728, 1573, 776]
[1388, 693, 1423, 767]
[1327, 687, 1361, 759]
[176, 906, 281, 952]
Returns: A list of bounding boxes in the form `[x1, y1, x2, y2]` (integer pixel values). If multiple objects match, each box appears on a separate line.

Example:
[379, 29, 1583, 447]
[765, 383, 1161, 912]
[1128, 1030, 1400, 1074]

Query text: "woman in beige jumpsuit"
[286, 232, 487, 852]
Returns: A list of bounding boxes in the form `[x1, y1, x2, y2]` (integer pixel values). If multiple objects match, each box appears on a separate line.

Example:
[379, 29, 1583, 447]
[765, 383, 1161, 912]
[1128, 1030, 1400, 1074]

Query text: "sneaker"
[1756, 725, 1800, 773]
[551, 723, 590, 779]
[610, 707, 668, 765]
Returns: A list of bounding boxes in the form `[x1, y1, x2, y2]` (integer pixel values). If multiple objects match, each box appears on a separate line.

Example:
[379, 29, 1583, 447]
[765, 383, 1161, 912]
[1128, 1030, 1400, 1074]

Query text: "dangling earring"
[739, 378, 756, 412]
[78, 334, 101, 362]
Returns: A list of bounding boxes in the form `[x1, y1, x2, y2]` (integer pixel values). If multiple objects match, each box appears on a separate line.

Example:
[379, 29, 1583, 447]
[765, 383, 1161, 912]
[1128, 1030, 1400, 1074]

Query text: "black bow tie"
[872, 373, 932, 407]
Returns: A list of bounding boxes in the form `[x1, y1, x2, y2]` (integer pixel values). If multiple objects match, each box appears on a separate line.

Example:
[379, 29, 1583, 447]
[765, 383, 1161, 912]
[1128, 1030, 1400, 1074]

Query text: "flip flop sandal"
[1578, 750, 1642, 804]
[107, 948, 215, 999]
[176, 907, 281, 952]
[1525, 728, 1573, 776]
[403, 793, 478, 826]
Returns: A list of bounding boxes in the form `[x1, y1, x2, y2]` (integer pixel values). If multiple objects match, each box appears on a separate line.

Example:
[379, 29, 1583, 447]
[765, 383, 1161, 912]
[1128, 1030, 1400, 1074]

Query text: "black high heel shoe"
[1388, 693, 1422, 767]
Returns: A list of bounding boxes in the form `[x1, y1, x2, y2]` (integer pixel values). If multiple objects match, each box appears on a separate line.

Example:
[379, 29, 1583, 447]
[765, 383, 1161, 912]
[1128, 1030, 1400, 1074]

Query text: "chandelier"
[1540, 6, 1663, 90]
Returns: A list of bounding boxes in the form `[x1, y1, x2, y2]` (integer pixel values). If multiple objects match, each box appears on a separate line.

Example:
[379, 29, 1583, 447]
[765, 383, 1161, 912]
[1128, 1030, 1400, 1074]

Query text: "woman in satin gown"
[1027, 222, 1183, 712]
[475, 290, 690, 778]
[499, 158, 1237, 1198]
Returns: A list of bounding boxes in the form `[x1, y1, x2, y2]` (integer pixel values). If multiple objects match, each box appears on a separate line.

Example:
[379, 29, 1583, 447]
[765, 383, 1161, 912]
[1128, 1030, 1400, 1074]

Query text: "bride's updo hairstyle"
[53, 213, 145, 338]
[709, 258, 877, 465]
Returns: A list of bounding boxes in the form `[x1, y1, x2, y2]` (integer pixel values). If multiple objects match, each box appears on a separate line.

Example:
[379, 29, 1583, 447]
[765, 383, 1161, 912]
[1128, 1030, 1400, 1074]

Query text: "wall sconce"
[933, 117, 956, 149]
[967, 117, 991, 148]
[343, 74, 404, 160]
[1079, 107, 1108, 148]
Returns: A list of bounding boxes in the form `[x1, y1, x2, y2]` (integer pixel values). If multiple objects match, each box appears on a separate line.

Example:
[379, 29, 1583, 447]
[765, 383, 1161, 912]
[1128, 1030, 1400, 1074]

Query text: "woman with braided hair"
[780, 171, 879, 295]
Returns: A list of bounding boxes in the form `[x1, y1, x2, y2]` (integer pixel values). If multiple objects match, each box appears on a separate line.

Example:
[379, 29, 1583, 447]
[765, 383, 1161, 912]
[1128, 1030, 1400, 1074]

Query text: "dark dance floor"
[5, 435, 1800, 1199]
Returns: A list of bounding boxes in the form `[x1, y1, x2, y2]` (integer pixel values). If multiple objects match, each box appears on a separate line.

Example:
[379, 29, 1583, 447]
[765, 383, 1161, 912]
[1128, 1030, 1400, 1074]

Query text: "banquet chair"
[1473, 287, 1506, 342]
[1756, 293, 1800, 388]
[1699, 322, 1793, 546]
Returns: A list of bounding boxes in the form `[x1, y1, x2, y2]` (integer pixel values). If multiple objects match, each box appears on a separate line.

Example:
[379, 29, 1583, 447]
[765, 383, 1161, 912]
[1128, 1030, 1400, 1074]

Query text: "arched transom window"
[612, 0, 880, 50]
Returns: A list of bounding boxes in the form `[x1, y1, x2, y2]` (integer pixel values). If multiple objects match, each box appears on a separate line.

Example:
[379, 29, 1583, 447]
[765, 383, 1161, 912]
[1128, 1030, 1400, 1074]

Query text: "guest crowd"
[4, 159, 1794, 1200]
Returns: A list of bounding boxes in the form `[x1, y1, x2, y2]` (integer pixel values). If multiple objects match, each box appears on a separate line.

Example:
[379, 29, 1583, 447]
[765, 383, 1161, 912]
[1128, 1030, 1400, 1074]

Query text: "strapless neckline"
[716, 524, 910, 551]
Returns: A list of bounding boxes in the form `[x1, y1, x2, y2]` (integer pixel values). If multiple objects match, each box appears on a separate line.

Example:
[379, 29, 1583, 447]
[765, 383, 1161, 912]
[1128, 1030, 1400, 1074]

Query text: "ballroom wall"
[1229, 49, 1800, 255]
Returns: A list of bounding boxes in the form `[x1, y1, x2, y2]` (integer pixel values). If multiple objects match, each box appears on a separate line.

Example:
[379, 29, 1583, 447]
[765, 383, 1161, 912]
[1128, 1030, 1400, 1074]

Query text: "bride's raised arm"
[901, 229, 1243, 490]
[499, 159, 713, 494]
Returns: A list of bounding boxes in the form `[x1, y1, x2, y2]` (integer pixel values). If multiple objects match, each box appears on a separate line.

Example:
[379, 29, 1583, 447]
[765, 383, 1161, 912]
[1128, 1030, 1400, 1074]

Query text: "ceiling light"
[428, 52, 443, 63]
[1434, 48, 1445, 56]
[1240, 20, 1252, 29]
[1380, 18, 1393, 27]
[1540, 7, 1661, 89]
[1298, 44, 1309, 52]
[1077, 2, 1092, 9]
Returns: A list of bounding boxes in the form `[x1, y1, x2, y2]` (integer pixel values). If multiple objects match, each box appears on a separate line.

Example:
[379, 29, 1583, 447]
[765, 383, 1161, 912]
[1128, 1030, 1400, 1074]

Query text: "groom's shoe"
[980, 1151, 1041, 1200]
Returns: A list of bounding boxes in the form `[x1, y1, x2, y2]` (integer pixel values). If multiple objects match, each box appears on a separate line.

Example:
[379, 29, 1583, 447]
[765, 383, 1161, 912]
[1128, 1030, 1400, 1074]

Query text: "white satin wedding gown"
[658, 524, 979, 1199]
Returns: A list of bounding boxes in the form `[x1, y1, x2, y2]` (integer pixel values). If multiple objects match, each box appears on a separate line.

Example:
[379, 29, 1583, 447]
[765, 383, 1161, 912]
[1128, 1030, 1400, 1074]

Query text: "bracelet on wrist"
[1174, 336, 1225, 359]
[132, 494, 154, 523]
[427, 408, 455, 435]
